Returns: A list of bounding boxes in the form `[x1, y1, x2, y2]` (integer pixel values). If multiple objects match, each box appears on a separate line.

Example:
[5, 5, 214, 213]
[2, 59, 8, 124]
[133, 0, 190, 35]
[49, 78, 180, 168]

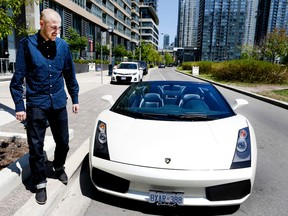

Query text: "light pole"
[108, 26, 113, 76]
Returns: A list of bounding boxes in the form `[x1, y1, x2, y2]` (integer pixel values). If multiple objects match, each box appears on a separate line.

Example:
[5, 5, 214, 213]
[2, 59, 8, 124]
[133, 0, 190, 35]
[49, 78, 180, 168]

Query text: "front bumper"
[111, 74, 140, 83]
[89, 156, 254, 206]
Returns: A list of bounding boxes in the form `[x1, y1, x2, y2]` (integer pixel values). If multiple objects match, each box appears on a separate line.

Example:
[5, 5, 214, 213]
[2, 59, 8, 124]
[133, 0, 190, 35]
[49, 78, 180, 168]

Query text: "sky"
[157, 0, 179, 49]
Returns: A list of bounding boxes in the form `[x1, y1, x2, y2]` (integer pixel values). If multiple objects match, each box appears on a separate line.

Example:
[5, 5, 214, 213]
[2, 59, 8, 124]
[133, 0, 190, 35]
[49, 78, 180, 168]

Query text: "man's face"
[40, 19, 61, 41]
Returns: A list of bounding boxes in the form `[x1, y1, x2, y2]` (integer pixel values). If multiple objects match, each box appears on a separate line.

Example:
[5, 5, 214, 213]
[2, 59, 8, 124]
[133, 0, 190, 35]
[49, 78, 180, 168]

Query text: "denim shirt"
[10, 32, 79, 112]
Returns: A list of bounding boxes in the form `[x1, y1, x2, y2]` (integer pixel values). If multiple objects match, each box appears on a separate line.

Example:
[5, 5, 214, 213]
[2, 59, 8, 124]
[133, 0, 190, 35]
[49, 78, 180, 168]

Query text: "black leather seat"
[179, 94, 209, 111]
[140, 93, 164, 108]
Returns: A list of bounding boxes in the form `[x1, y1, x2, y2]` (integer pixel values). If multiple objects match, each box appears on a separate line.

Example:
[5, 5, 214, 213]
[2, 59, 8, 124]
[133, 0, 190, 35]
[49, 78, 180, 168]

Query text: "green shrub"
[73, 59, 109, 64]
[192, 61, 213, 74]
[211, 60, 287, 84]
[182, 62, 192, 71]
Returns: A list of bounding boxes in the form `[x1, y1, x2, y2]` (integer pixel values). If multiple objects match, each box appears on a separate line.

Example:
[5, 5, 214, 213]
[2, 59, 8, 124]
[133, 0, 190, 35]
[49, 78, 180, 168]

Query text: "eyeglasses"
[48, 25, 62, 32]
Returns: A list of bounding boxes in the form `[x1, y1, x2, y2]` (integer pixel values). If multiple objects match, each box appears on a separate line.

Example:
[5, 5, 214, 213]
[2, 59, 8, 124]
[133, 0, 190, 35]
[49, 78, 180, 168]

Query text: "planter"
[74, 63, 89, 73]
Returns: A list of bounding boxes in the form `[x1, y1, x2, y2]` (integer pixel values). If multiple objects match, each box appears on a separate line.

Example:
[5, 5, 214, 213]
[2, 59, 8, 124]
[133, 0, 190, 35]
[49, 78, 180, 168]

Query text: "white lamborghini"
[89, 80, 257, 207]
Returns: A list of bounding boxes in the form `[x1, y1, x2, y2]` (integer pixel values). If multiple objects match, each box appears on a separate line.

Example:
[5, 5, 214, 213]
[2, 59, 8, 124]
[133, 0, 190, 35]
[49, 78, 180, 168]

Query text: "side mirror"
[232, 99, 249, 110]
[102, 95, 115, 106]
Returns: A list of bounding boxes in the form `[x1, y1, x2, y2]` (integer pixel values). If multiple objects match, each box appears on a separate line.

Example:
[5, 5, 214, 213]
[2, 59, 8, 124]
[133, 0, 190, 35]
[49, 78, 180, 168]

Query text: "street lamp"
[108, 26, 114, 76]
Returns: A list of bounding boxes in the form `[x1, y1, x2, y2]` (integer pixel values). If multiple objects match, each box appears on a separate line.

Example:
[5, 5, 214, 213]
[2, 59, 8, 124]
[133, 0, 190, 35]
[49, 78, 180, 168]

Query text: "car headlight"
[132, 72, 137, 75]
[93, 121, 110, 160]
[230, 127, 251, 169]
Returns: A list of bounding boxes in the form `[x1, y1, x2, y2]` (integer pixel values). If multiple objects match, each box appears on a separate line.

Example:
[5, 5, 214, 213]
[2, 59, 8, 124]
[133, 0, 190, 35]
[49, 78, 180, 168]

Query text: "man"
[10, 8, 79, 205]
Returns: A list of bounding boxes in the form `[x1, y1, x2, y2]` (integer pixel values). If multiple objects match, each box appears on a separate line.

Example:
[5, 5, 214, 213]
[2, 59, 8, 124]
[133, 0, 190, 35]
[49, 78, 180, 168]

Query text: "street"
[55, 68, 288, 215]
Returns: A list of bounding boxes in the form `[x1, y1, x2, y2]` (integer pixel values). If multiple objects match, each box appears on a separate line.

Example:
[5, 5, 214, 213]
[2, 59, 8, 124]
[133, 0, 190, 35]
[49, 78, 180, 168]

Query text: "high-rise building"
[5, 0, 141, 63]
[140, 5, 159, 48]
[177, 0, 259, 62]
[163, 34, 170, 49]
[176, 0, 201, 62]
[201, 0, 259, 61]
[255, 0, 288, 46]
[140, 0, 158, 12]
[254, 0, 271, 45]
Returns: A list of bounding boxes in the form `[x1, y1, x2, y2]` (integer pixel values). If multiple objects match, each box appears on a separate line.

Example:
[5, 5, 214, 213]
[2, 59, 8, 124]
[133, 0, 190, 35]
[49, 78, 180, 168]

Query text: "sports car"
[89, 80, 257, 207]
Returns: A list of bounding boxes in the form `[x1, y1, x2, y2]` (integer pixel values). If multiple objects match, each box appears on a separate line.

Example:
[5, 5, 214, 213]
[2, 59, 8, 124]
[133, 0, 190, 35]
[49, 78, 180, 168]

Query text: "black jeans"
[26, 107, 69, 188]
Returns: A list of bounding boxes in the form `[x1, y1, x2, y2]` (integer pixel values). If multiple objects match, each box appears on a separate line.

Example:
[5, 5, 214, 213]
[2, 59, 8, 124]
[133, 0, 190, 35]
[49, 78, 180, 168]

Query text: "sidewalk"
[0, 70, 111, 215]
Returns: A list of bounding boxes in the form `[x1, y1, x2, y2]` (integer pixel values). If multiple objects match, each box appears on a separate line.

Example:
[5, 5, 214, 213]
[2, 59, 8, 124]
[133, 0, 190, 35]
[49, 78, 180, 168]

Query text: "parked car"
[89, 80, 257, 207]
[158, 62, 165, 68]
[111, 62, 143, 84]
[138, 61, 148, 75]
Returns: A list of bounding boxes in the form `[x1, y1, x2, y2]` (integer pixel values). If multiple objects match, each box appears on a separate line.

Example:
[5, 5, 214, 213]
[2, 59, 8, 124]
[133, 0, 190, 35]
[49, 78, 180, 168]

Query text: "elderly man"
[10, 8, 79, 205]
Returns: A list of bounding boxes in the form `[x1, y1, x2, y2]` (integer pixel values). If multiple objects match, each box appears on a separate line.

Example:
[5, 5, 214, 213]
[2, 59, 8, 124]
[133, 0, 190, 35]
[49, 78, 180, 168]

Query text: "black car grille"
[206, 180, 251, 201]
[91, 168, 130, 193]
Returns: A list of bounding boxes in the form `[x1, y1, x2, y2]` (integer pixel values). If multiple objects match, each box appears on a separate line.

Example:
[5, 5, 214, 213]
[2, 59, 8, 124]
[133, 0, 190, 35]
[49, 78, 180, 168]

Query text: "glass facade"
[201, 0, 249, 61]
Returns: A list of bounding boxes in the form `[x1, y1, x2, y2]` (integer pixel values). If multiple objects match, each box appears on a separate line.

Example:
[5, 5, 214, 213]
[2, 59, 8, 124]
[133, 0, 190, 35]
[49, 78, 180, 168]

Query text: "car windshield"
[111, 81, 235, 121]
[118, 63, 137, 69]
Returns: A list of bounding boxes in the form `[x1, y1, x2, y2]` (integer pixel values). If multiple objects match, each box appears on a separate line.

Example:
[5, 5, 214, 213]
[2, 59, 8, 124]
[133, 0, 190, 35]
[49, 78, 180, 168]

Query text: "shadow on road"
[79, 154, 240, 215]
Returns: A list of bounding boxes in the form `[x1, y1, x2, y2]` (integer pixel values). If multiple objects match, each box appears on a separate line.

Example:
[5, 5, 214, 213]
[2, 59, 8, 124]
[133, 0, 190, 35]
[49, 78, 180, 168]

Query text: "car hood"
[99, 111, 249, 170]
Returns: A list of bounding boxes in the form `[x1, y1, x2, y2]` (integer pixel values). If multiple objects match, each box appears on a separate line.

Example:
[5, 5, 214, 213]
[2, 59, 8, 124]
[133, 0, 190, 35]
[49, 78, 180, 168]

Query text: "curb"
[12, 137, 89, 216]
[0, 129, 74, 202]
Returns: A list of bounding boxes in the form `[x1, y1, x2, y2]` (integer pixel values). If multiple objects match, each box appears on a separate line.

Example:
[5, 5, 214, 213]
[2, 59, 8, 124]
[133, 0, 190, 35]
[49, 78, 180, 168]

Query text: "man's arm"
[10, 39, 27, 115]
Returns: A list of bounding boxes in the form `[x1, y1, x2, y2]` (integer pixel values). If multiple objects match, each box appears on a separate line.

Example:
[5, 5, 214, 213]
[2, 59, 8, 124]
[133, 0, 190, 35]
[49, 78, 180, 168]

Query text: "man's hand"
[72, 104, 79, 114]
[15, 111, 26, 121]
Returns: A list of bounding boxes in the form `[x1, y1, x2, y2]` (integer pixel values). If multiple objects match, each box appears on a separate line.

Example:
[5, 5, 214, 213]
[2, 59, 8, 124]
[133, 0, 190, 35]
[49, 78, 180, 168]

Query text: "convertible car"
[89, 80, 257, 207]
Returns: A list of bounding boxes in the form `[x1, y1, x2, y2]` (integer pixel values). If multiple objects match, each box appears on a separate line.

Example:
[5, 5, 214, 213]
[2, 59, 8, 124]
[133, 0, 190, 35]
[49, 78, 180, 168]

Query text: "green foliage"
[113, 44, 127, 58]
[74, 59, 109, 64]
[192, 61, 213, 74]
[259, 28, 288, 63]
[64, 27, 88, 54]
[211, 60, 287, 84]
[164, 52, 173, 65]
[0, 0, 39, 39]
[135, 42, 162, 63]
[181, 59, 288, 84]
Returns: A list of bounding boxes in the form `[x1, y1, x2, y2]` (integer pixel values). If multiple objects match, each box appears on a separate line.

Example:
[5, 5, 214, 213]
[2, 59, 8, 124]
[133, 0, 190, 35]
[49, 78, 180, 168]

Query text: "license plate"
[149, 191, 184, 205]
[121, 76, 126, 80]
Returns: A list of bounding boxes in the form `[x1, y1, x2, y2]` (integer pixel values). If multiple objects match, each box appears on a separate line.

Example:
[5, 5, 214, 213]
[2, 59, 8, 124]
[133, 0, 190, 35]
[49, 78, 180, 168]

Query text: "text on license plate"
[121, 76, 126, 80]
[149, 191, 184, 205]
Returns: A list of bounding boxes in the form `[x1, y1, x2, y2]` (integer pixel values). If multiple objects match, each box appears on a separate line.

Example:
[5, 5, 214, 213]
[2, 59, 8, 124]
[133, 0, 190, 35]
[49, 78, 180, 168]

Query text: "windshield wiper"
[179, 114, 217, 121]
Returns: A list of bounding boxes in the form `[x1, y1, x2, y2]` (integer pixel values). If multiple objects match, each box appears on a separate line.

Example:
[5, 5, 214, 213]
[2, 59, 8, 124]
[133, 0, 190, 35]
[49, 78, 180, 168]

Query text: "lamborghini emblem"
[165, 158, 171, 164]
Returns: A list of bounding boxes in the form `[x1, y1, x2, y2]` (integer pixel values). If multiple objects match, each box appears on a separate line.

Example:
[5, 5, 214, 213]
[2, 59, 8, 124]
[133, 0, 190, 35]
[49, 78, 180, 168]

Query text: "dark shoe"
[55, 169, 68, 185]
[35, 188, 47, 205]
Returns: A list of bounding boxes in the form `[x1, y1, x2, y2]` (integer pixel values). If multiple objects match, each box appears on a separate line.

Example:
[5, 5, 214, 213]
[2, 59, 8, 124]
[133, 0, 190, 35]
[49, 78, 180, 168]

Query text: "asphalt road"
[51, 67, 288, 216]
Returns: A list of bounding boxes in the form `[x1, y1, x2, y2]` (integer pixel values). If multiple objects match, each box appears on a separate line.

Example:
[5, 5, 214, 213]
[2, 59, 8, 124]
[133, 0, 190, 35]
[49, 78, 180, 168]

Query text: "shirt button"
[50, 74, 52, 77]
[50, 85, 52, 87]
[49, 65, 51, 67]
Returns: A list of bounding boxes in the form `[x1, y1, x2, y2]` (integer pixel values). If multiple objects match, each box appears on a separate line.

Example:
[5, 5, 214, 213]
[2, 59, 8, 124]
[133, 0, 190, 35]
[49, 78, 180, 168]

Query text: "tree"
[64, 27, 88, 58]
[95, 42, 109, 59]
[164, 52, 174, 65]
[259, 28, 288, 63]
[0, 0, 38, 39]
[135, 42, 162, 64]
[113, 44, 127, 59]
